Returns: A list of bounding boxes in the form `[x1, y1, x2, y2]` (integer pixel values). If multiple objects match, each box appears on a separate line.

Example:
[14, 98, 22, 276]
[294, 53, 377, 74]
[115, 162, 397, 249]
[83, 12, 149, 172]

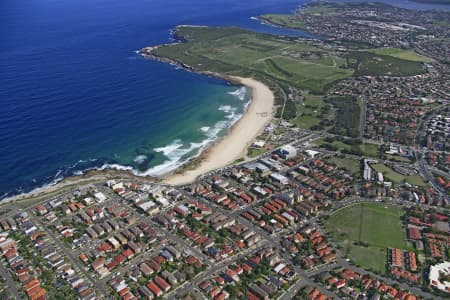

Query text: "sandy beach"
[164, 76, 274, 185]
[0, 76, 273, 205]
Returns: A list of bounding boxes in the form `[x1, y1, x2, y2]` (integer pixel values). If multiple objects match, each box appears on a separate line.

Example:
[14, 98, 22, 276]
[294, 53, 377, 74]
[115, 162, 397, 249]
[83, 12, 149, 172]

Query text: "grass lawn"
[293, 95, 330, 129]
[371, 164, 428, 186]
[325, 202, 410, 274]
[313, 138, 350, 150]
[259, 14, 305, 30]
[344, 245, 387, 273]
[348, 51, 425, 77]
[325, 156, 361, 177]
[327, 96, 360, 138]
[360, 143, 380, 157]
[369, 48, 434, 62]
[314, 138, 380, 158]
[247, 147, 267, 158]
[385, 154, 411, 163]
[152, 26, 353, 94]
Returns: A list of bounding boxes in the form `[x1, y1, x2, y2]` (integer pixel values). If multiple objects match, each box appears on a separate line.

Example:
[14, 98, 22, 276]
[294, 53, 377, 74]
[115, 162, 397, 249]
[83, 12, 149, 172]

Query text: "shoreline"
[0, 169, 161, 205]
[164, 76, 274, 185]
[1, 41, 275, 204]
[1, 75, 274, 205]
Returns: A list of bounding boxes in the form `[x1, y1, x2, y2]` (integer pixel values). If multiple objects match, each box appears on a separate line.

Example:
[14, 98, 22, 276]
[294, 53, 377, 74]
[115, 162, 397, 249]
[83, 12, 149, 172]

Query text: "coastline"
[1, 75, 274, 204]
[0, 169, 161, 206]
[0, 76, 273, 205]
[1, 43, 275, 204]
[164, 76, 274, 185]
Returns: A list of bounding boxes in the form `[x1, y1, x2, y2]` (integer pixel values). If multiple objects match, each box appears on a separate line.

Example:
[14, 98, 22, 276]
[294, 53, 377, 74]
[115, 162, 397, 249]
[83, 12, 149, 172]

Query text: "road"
[314, 220, 444, 300]
[0, 262, 21, 299]
[168, 242, 271, 299]
[29, 212, 109, 297]
[418, 157, 446, 195]
[99, 244, 164, 285]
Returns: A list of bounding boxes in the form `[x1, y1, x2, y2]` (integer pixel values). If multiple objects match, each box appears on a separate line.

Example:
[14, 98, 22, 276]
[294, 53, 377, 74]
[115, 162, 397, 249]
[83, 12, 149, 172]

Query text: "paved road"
[99, 244, 164, 285]
[315, 221, 444, 300]
[169, 242, 271, 298]
[30, 213, 109, 297]
[418, 158, 446, 195]
[0, 262, 21, 299]
[155, 226, 210, 262]
[279, 278, 305, 300]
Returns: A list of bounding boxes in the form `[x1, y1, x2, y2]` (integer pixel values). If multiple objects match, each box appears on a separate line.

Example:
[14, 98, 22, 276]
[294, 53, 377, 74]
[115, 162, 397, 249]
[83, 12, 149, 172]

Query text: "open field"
[247, 147, 267, 158]
[325, 202, 410, 274]
[151, 26, 353, 95]
[326, 96, 360, 138]
[368, 47, 434, 62]
[347, 51, 425, 76]
[149, 26, 426, 130]
[293, 95, 331, 129]
[314, 137, 380, 158]
[325, 156, 361, 176]
[371, 163, 428, 186]
[259, 14, 305, 30]
[360, 143, 380, 158]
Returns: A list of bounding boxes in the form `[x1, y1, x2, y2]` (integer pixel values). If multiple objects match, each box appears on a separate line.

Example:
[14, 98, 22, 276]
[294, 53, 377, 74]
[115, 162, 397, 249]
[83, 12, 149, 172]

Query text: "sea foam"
[133, 155, 148, 164]
[228, 86, 247, 101]
[145, 139, 210, 176]
[218, 105, 236, 113]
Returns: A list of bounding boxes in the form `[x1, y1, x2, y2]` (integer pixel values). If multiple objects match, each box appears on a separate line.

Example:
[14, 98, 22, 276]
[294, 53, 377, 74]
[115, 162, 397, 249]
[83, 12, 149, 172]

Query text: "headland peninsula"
[0, 2, 449, 299]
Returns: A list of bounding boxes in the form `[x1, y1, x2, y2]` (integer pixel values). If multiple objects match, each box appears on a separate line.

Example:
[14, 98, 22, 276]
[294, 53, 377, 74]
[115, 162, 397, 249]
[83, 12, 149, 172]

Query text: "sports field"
[324, 202, 411, 273]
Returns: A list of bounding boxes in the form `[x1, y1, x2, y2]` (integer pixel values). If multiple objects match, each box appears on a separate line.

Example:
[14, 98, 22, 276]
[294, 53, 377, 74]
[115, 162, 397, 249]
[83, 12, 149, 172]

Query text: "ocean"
[0, 0, 448, 199]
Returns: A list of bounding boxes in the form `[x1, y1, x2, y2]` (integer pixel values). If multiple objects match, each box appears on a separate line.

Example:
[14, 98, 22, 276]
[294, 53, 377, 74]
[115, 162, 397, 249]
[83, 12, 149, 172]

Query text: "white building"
[270, 173, 289, 185]
[429, 261, 450, 293]
[277, 145, 297, 159]
[94, 192, 107, 203]
[304, 149, 319, 158]
[252, 140, 266, 148]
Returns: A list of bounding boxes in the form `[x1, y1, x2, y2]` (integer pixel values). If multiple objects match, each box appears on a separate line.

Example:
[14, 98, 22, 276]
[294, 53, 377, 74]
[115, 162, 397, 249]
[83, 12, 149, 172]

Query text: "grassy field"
[325, 156, 361, 177]
[293, 95, 331, 129]
[152, 26, 353, 95]
[326, 96, 360, 138]
[360, 143, 380, 157]
[247, 147, 267, 158]
[325, 202, 410, 274]
[150, 25, 426, 131]
[314, 138, 350, 151]
[371, 164, 428, 186]
[347, 51, 425, 76]
[314, 138, 380, 158]
[369, 48, 434, 62]
[259, 14, 305, 30]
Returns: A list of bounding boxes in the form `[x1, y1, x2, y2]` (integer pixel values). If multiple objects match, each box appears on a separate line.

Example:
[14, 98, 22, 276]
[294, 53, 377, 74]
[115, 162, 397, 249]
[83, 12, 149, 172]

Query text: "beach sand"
[164, 76, 274, 185]
[1, 76, 273, 205]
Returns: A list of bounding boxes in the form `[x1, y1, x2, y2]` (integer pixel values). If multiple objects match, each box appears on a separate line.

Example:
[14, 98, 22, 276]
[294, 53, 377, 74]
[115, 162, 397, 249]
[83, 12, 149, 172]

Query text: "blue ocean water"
[0, 0, 448, 198]
[0, 0, 311, 198]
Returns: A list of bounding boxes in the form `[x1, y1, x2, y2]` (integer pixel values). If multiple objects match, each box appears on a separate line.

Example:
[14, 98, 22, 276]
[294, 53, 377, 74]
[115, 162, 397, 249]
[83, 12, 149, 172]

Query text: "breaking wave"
[228, 86, 247, 101]
[2, 94, 250, 201]
[218, 105, 236, 113]
[133, 155, 148, 164]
